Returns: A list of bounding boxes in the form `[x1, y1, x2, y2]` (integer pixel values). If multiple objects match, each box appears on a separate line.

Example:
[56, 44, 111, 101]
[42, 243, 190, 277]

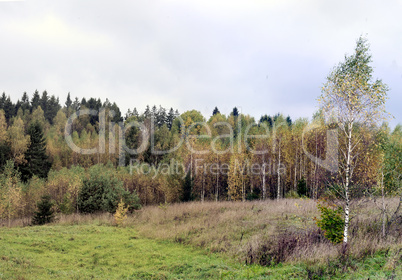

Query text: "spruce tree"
[71, 97, 80, 111]
[110, 102, 123, 123]
[157, 105, 167, 127]
[3, 96, 15, 122]
[81, 97, 87, 107]
[144, 105, 151, 119]
[167, 108, 175, 130]
[132, 107, 139, 118]
[0, 92, 6, 110]
[40, 91, 49, 114]
[181, 170, 193, 202]
[21, 92, 31, 112]
[65, 92, 72, 109]
[297, 178, 308, 197]
[286, 116, 292, 127]
[46, 95, 61, 124]
[0, 143, 11, 170]
[232, 107, 239, 117]
[32, 195, 55, 225]
[212, 107, 220, 115]
[20, 121, 51, 181]
[31, 90, 40, 111]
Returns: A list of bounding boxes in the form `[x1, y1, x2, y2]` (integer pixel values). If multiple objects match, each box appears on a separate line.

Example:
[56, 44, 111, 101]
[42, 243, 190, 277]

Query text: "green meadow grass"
[0, 224, 281, 279]
[0, 224, 400, 279]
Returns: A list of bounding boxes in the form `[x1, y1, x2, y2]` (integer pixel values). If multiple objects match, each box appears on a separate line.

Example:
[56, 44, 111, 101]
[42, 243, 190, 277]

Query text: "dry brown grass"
[2, 198, 401, 266]
[0, 213, 114, 227]
[125, 199, 339, 264]
[56, 212, 114, 226]
[128, 199, 318, 253]
[124, 198, 402, 265]
[0, 217, 31, 228]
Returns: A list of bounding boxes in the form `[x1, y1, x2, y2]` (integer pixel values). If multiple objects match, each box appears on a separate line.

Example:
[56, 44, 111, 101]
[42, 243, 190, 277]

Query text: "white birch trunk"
[381, 171, 386, 238]
[242, 172, 245, 202]
[277, 141, 281, 200]
[294, 151, 297, 191]
[201, 172, 205, 203]
[215, 155, 219, 202]
[262, 162, 266, 200]
[343, 124, 352, 244]
[215, 171, 219, 202]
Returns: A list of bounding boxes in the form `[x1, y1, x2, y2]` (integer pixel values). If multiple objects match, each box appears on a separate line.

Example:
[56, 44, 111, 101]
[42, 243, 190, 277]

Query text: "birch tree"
[318, 37, 389, 244]
[272, 115, 288, 200]
[373, 124, 402, 238]
[8, 117, 30, 166]
[228, 149, 248, 201]
[0, 160, 24, 227]
[0, 110, 10, 168]
[0, 110, 7, 143]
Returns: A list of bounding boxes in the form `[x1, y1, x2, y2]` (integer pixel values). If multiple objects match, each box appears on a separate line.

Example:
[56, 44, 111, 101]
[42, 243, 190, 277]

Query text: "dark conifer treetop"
[20, 121, 51, 182]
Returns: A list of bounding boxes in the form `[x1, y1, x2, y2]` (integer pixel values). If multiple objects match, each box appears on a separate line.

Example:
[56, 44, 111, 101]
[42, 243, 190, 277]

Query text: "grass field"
[1, 199, 401, 279]
[0, 224, 301, 279]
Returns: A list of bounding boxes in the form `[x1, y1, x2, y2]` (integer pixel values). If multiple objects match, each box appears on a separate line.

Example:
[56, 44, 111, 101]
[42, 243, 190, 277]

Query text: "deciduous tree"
[319, 37, 389, 244]
[7, 117, 30, 166]
[0, 160, 24, 227]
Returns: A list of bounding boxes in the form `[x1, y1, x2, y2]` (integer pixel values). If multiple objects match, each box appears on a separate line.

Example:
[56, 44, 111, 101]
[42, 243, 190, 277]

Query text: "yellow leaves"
[113, 199, 128, 227]
[7, 117, 30, 166]
[0, 110, 7, 143]
[0, 161, 24, 225]
[30, 106, 46, 128]
[228, 152, 248, 201]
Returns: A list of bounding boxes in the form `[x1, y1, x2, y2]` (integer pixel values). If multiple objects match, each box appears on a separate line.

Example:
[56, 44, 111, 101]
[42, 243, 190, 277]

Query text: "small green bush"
[315, 201, 344, 244]
[285, 190, 299, 199]
[32, 195, 55, 225]
[59, 193, 75, 214]
[323, 184, 344, 200]
[246, 187, 261, 201]
[297, 178, 308, 197]
[77, 164, 141, 214]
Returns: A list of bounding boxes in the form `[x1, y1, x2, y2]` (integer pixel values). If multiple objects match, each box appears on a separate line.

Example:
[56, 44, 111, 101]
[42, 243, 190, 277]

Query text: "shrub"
[32, 195, 55, 225]
[323, 184, 344, 200]
[122, 190, 142, 212]
[59, 193, 75, 214]
[243, 229, 326, 266]
[315, 201, 344, 244]
[77, 164, 141, 214]
[114, 199, 128, 226]
[246, 192, 260, 201]
[297, 178, 308, 197]
[285, 190, 299, 199]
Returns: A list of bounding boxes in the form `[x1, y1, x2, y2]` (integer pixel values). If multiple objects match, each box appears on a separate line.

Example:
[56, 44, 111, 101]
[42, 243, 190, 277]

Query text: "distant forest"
[0, 90, 401, 220]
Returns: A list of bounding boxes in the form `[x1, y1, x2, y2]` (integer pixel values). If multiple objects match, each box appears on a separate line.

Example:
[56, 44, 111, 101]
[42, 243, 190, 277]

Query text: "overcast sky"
[0, 0, 401, 126]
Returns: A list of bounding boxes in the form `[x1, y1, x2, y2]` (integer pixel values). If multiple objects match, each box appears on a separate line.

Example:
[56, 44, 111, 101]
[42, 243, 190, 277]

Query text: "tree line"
[0, 91, 399, 213]
[0, 38, 401, 237]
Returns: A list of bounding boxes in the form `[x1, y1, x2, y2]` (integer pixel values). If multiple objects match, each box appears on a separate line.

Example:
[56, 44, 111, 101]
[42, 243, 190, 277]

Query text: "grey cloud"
[0, 0, 400, 126]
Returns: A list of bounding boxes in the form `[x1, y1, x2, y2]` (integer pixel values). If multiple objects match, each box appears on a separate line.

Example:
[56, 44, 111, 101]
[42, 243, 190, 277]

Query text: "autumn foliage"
[0, 42, 400, 228]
